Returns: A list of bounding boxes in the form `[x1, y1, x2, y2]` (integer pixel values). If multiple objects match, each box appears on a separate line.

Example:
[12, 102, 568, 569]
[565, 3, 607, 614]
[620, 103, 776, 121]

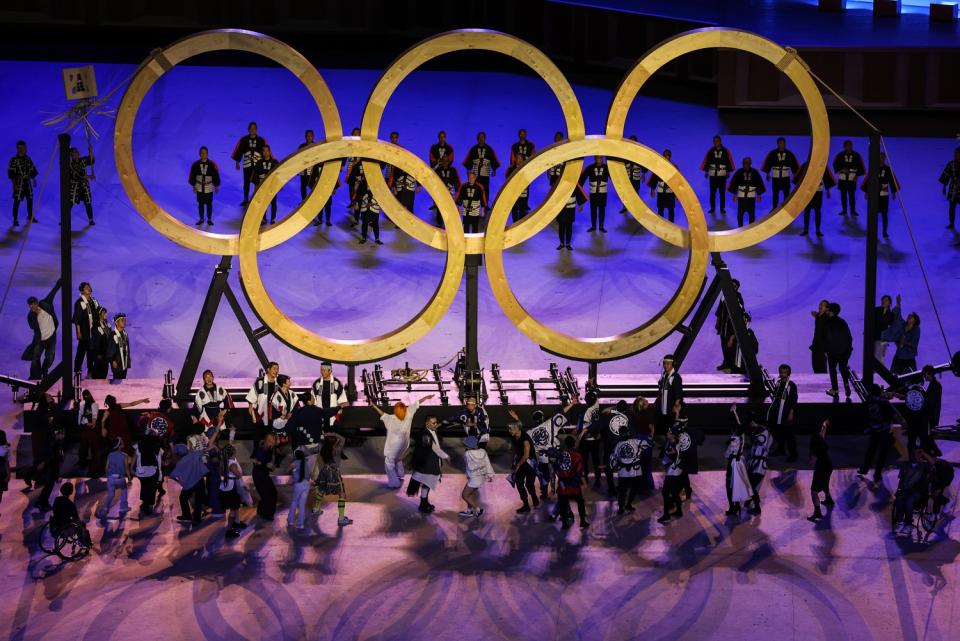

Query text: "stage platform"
[2, 455, 959, 641]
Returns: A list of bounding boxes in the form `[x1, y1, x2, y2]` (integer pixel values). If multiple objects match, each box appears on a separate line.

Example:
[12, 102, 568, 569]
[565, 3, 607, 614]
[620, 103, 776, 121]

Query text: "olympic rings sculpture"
[115, 27, 829, 364]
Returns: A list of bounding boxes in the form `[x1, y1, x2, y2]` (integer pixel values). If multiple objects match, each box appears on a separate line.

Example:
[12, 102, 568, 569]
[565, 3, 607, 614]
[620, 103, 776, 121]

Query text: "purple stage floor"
[1, 56, 959, 641]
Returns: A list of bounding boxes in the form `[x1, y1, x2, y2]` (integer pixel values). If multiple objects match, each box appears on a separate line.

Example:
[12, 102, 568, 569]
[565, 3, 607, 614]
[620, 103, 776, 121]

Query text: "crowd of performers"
[3, 352, 949, 541]
[10, 134, 960, 244]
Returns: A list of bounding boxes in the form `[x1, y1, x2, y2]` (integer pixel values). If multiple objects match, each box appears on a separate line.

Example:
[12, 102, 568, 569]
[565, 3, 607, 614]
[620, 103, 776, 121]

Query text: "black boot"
[418, 498, 433, 514]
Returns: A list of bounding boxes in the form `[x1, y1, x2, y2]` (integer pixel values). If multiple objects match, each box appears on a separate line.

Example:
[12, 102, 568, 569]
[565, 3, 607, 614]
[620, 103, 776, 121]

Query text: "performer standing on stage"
[733, 405, 772, 515]
[459, 428, 495, 518]
[701, 135, 734, 215]
[431, 156, 461, 228]
[90, 307, 112, 379]
[389, 165, 420, 216]
[345, 127, 365, 223]
[858, 384, 896, 483]
[592, 400, 629, 498]
[832, 140, 865, 217]
[794, 160, 835, 237]
[106, 312, 131, 380]
[723, 411, 752, 518]
[609, 421, 649, 515]
[311, 432, 353, 526]
[299, 129, 318, 202]
[714, 279, 744, 373]
[310, 361, 349, 435]
[574, 391, 602, 487]
[253, 145, 280, 224]
[557, 181, 587, 250]
[657, 354, 683, 433]
[247, 361, 280, 439]
[194, 369, 233, 443]
[449, 396, 490, 447]
[761, 137, 799, 209]
[357, 184, 383, 245]
[553, 436, 589, 529]
[429, 130, 454, 169]
[620, 135, 647, 213]
[647, 149, 676, 221]
[861, 151, 898, 238]
[462, 132, 499, 209]
[24, 290, 57, 380]
[455, 172, 487, 233]
[939, 147, 960, 229]
[728, 157, 766, 227]
[824, 302, 854, 400]
[8, 140, 38, 226]
[547, 131, 565, 187]
[657, 422, 687, 524]
[372, 394, 433, 489]
[767, 364, 799, 462]
[507, 129, 535, 220]
[406, 414, 449, 514]
[69, 144, 96, 225]
[810, 299, 830, 373]
[189, 146, 221, 226]
[231, 122, 267, 206]
[581, 155, 610, 233]
[807, 419, 835, 522]
[507, 419, 540, 513]
[270, 374, 299, 465]
[72, 281, 100, 377]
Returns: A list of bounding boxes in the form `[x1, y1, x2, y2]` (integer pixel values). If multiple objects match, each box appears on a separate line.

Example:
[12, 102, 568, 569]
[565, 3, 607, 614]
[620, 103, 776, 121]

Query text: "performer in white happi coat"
[371, 394, 434, 488]
[724, 416, 753, 518]
[194, 368, 234, 444]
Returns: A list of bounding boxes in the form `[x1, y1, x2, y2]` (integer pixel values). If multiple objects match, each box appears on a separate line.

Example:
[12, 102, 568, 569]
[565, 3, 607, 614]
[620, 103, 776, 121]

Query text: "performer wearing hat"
[194, 369, 234, 443]
[939, 146, 960, 229]
[647, 149, 676, 221]
[701, 135, 734, 215]
[69, 144, 96, 225]
[8, 140, 38, 225]
[760, 137, 799, 209]
[72, 281, 100, 377]
[371, 394, 434, 488]
[106, 312, 131, 380]
[406, 414, 449, 514]
[188, 145, 221, 226]
[733, 405, 772, 515]
[657, 354, 683, 433]
[231, 121, 267, 206]
[253, 145, 280, 225]
[832, 140, 865, 217]
[580, 155, 610, 233]
[310, 361, 349, 434]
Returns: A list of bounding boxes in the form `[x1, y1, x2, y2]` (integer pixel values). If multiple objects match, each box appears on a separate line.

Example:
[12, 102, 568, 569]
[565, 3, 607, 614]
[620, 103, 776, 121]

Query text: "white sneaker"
[458, 509, 475, 518]
[337, 516, 353, 526]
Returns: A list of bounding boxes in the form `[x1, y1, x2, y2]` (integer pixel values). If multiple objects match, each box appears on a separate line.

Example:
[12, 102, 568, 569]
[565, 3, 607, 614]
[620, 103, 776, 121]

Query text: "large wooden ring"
[360, 29, 587, 255]
[606, 28, 830, 251]
[114, 29, 343, 255]
[238, 137, 465, 363]
[484, 136, 709, 361]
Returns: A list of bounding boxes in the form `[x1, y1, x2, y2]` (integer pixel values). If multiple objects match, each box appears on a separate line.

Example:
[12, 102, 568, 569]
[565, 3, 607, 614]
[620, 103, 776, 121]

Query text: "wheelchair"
[38, 518, 93, 561]
[891, 463, 953, 543]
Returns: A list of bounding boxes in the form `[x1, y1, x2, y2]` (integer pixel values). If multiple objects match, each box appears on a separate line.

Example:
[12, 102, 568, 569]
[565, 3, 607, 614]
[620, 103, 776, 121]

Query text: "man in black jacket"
[824, 302, 853, 400]
[72, 281, 100, 376]
[657, 354, 683, 432]
[22, 286, 58, 380]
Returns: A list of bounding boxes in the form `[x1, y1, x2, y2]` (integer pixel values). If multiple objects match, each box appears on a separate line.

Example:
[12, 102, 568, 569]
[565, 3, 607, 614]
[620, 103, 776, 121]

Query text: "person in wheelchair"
[42, 482, 92, 560]
[893, 448, 935, 536]
[49, 482, 80, 534]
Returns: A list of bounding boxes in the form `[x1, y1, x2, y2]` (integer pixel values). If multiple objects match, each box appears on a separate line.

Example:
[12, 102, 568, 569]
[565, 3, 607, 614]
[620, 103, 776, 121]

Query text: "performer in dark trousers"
[507, 420, 540, 513]
[761, 137, 799, 209]
[507, 129, 535, 220]
[620, 134, 647, 213]
[389, 166, 420, 217]
[455, 172, 487, 234]
[90, 307, 112, 379]
[728, 157, 766, 227]
[546, 131, 565, 187]
[253, 145, 280, 224]
[656, 354, 683, 434]
[648, 149, 676, 221]
[429, 130, 454, 169]
[72, 281, 100, 376]
[832, 140, 865, 217]
[860, 151, 898, 238]
[431, 157, 461, 228]
[189, 146, 221, 226]
[231, 122, 267, 206]
[794, 161, 835, 237]
[581, 155, 610, 233]
[407, 415, 449, 513]
[715, 279, 745, 372]
[345, 127, 364, 222]
[69, 144, 96, 225]
[107, 312, 131, 380]
[700, 135, 734, 215]
[858, 385, 896, 483]
[823, 302, 853, 400]
[23, 289, 58, 380]
[809, 299, 829, 373]
[767, 364, 799, 461]
[8, 140, 38, 225]
[807, 420, 835, 522]
[462, 132, 499, 209]
[557, 182, 587, 250]
[939, 146, 960, 229]
[298, 129, 337, 226]
[357, 186, 383, 245]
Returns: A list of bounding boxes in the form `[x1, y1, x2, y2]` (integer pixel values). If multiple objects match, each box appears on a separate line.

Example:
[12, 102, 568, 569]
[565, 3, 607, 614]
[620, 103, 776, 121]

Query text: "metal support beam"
[862, 132, 882, 388]
[465, 255, 481, 371]
[346, 364, 358, 403]
[58, 133, 73, 402]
